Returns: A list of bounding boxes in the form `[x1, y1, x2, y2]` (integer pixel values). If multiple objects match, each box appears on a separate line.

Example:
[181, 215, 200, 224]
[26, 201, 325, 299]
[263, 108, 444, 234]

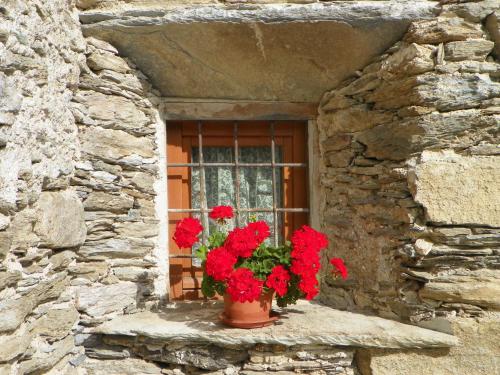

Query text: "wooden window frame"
[166, 121, 310, 300]
[160, 98, 318, 300]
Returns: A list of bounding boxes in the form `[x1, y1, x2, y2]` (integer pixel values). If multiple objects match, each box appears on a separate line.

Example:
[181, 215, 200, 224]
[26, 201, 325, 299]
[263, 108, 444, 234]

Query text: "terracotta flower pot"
[220, 290, 279, 329]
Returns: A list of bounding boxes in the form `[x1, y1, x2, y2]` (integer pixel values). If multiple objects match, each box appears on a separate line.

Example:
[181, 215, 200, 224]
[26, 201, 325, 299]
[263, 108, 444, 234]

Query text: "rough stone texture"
[79, 2, 438, 101]
[0, 5, 89, 373]
[81, 358, 164, 375]
[76, 282, 138, 318]
[2, 1, 500, 374]
[358, 314, 500, 375]
[316, 7, 500, 374]
[70, 25, 165, 329]
[0, 1, 163, 373]
[34, 190, 87, 248]
[410, 151, 500, 227]
[93, 301, 457, 349]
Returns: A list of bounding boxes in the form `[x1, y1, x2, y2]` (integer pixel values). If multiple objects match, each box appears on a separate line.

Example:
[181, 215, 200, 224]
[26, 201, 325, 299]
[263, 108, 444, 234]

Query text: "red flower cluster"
[209, 206, 234, 220]
[265, 265, 290, 297]
[226, 268, 263, 302]
[172, 207, 347, 306]
[173, 217, 203, 248]
[330, 258, 348, 280]
[247, 221, 270, 244]
[298, 273, 319, 300]
[206, 247, 237, 281]
[290, 225, 329, 300]
[224, 227, 258, 258]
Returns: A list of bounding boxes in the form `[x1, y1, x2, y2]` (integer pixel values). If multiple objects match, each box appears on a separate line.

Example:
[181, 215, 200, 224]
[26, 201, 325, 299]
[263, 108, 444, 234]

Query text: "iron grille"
[167, 121, 309, 258]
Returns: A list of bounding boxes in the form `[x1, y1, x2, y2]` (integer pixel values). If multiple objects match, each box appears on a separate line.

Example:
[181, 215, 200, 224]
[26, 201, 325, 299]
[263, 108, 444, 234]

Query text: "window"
[167, 121, 309, 299]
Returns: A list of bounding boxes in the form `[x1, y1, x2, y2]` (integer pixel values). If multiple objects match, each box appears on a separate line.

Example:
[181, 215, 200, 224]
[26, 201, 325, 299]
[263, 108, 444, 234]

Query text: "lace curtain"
[192, 146, 283, 244]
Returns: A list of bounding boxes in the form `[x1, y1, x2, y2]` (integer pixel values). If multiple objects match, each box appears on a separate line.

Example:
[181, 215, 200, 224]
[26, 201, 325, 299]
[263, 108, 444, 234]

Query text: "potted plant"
[172, 206, 348, 328]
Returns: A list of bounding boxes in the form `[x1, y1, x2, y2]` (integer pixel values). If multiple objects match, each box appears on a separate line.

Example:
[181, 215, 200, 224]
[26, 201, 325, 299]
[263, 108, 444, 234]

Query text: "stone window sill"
[91, 300, 458, 349]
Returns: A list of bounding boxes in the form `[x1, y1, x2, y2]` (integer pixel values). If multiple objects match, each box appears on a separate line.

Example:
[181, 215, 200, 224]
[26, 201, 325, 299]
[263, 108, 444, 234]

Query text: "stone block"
[380, 43, 434, 79]
[327, 149, 355, 168]
[74, 91, 149, 134]
[321, 134, 352, 152]
[18, 335, 75, 375]
[0, 213, 9, 230]
[49, 250, 76, 271]
[356, 109, 497, 161]
[419, 270, 500, 309]
[94, 301, 458, 349]
[76, 281, 137, 317]
[0, 270, 21, 291]
[409, 151, 500, 227]
[369, 73, 500, 112]
[0, 332, 31, 362]
[78, 238, 154, 260]
[0, 232, 11, 261]
[86, 37, 119, 54]
[113, 220, 158, 238]
[405, 17, 483, 44]
[80, 126, 156, 162]
[358, 313, 500, 375]
[444, 0, 500, 23]
[318, 105, 393, 135]
[444, 39, 494, 62]
[84, 191, 134, 213]
[30, 306, 79, 342]
[34, 191, 87, 249]
[7, 209, 39, 253]
[122, 171, 156, 194]
[80, 357, 163, 375]
[0, 273, 68, 333]
[112, 266, 156, 282]
[69, 261, 109, 281]
[87, 51, 130, 73]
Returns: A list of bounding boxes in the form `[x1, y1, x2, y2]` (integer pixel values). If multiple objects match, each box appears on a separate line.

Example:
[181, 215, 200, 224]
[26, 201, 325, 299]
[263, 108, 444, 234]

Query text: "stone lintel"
[92, 301, 458, 349]
[79, 2, 439, 27]
[161, 100, 318, 120]
[78, 2, 439, 102]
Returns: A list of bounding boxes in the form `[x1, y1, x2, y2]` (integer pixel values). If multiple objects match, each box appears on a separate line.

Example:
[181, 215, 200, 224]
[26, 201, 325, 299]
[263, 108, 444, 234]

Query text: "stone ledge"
[92, 301, 458, 349]
[79, 2, 438, 27]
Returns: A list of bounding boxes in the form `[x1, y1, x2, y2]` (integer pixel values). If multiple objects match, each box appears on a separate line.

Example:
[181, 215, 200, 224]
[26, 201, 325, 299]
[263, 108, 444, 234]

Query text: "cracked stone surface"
[79, 2, 438, 101]
[92, 300, 458, 349]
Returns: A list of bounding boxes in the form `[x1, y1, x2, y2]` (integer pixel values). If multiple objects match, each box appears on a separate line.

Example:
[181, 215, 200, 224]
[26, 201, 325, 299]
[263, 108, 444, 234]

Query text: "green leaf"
[201, 275, 216, 298]
[195, 245, 209, 262]
[208, 231, 226, 248]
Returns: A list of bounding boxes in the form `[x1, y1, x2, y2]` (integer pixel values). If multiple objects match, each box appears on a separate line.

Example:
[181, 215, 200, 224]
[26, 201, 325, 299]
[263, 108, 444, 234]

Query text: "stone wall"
[0, 0, 165, 373]
[2, 0, 500, 374]
[0, 0, 87, 373]
[71, 35, 165, 327]
[317, 2, 499, 373]
[80, 336, 356, 375]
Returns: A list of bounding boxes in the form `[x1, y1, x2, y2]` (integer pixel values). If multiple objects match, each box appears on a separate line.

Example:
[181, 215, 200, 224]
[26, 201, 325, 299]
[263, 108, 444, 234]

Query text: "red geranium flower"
[209, 206, 234, 220]
[298, 272, 319, 300]
[226, 268, 263, 302]
[291, 225, 329, 255]
[290, 258, 320, 277]
[330, 258, 348, 280]
[224, 227, 258, 258]
[173, 217, 203, 248]
[265, 265, 290, 297]
[247, 221, 270, 244]
[205, 247, 237, 281]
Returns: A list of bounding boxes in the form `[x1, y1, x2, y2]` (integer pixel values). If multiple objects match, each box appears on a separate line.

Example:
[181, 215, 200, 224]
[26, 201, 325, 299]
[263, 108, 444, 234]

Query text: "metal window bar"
[167, 162, 307, 167]
[233, 122, 241, 227]
[270, 122, 279, 246]
[197, 122, 209, 244]
[168, 121, 309, 259]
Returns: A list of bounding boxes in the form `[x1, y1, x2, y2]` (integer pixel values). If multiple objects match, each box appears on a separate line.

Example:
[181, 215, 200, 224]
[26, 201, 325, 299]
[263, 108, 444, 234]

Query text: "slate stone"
[93, 301, 458, 349]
